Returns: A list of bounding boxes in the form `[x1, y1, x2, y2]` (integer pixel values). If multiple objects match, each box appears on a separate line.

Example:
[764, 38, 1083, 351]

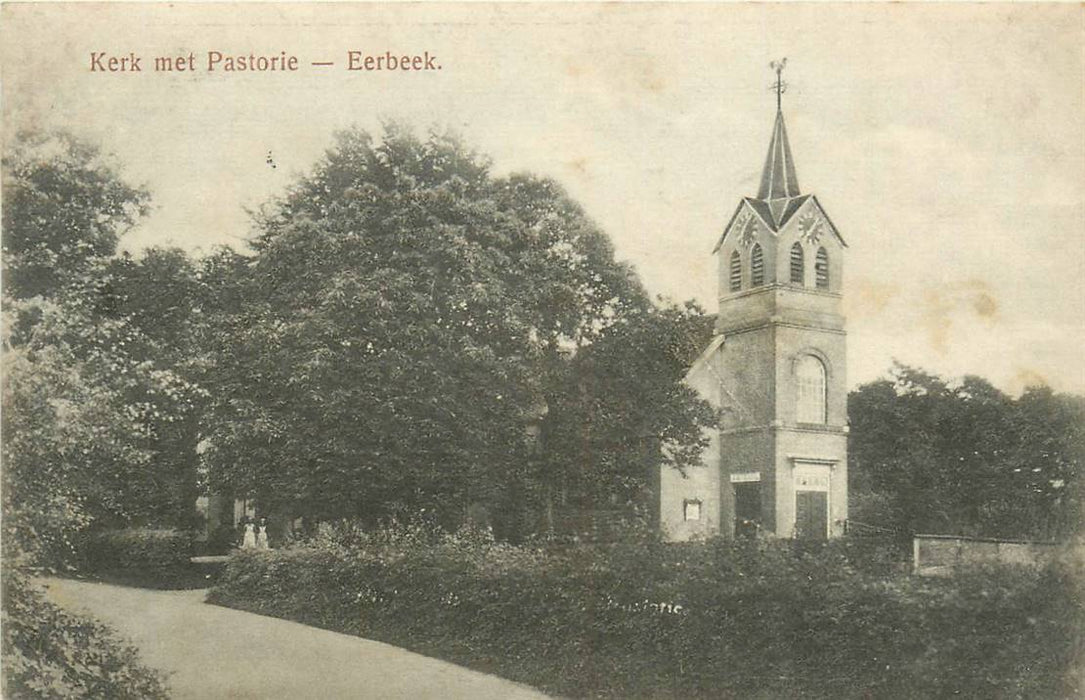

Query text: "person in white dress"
[256, 517, 270, 550]
[241, 520, 257, 549]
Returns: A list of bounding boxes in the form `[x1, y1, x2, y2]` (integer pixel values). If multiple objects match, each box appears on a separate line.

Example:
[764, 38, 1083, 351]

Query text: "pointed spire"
[757, 109, 801, 201]
[757, 59, 800, 202]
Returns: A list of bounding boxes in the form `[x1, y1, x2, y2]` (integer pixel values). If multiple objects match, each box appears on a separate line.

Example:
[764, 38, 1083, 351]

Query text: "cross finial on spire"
[770, 58, 788, 112]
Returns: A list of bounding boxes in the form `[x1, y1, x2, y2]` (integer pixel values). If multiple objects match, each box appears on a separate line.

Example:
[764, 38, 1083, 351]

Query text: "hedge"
[1, 571, 169, 699]
[78, 528, 192, 572]
[209, 534, 1084, 698]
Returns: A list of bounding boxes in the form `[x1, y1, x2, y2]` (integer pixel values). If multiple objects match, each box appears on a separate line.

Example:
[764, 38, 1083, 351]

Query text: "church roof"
[750, 108, 809, 231]
[712, 194, 846, 253]
[757, 110, 801, 200]
[744, 194, 811, 232]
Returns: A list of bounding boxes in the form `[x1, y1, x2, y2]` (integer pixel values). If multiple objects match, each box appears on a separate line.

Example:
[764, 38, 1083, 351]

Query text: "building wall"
[773, 428, 848, 537]
[667, 184, 849, 541]
[669, 254, 848, 538]
[715, 322, 776, 429]
[715, 317, 776, 540]
[914, 535, 1067, 576]
[660, 428, 721, 541]
[661, 345, 723, 541]
[718, 429, 776, 537]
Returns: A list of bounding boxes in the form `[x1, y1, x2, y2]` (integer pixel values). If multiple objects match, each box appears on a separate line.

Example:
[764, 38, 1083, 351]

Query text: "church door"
[794, 491, 828, 540]
[733, 483, 761, 538]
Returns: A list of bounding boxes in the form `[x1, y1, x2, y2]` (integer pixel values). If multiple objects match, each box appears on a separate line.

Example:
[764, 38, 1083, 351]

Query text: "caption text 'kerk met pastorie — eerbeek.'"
[89, 51, 442, 73]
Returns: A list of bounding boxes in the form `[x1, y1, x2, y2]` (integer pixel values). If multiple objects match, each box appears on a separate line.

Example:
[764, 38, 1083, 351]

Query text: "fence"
[912, 533, 1063, 576]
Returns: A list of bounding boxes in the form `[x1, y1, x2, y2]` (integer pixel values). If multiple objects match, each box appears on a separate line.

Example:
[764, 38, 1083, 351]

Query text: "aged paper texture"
[2, 2, 1083, 698]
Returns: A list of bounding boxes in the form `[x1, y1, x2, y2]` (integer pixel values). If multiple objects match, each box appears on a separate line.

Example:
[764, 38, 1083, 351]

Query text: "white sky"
[3, 3, 1083, 395]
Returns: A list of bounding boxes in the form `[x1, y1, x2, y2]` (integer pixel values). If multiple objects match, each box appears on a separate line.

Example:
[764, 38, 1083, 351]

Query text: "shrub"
[825, 534, 912, 575]
[210, 534, 1085, 699]
[79, 528, 192, 572]
[906, 561, 1085, 699]
[203, 523, 241, 555]
[1, 571, 169, 699]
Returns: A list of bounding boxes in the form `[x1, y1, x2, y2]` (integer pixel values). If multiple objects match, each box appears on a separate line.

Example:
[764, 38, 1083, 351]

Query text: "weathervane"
[770, 58, 788, 111]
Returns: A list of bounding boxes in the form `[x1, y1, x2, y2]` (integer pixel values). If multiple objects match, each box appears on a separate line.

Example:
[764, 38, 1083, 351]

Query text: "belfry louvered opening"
[729, 250, 742, 291]
[790, 243, 804, 285]
[750, 243, 764, 287]
[815, 247, 829, 289]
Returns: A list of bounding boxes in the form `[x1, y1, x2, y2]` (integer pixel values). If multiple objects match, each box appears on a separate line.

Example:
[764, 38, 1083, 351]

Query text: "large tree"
[1, 132, 202, 563]
[848, 363, 1084, 540]
[202, 124, 714, 532]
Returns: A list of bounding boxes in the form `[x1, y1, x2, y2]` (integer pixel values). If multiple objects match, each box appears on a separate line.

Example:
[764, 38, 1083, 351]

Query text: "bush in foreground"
[1, 571, 169, 699]
[209, 533, 1083, 698]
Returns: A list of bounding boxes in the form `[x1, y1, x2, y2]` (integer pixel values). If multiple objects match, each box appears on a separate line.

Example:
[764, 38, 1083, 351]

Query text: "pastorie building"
[660, 94, 848, 542]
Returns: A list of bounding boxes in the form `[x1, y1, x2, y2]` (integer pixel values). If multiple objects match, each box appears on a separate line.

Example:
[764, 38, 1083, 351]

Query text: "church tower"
[661, 64, 848, 541]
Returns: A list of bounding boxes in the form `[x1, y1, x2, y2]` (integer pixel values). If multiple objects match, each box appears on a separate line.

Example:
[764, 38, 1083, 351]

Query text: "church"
[660, 77, 849, 542]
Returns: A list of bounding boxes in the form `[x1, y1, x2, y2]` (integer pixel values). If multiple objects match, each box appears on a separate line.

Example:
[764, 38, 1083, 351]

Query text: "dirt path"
[41, 578, 551, 700]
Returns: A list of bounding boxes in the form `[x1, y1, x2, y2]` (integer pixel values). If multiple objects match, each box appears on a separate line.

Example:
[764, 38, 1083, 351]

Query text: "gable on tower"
[779, 196, 846, 247]
[712, 188, 846, 252]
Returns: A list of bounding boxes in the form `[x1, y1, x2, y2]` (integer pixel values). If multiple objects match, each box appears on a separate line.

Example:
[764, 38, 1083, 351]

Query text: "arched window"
[729, 250, 742, 292]
[815, 248, 829, 289]
[796, 355, 827, 424]
[750, 243, 764, 287]
[790, 243, 804, 285]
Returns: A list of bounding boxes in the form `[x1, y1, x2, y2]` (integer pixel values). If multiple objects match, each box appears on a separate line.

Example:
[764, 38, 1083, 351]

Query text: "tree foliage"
[2, 130, 149, 300]
[201, 124, 715, 531]
[848, 363, 1085, 540]
[1, 132, 202, 565]
[539, 301, 716, 512]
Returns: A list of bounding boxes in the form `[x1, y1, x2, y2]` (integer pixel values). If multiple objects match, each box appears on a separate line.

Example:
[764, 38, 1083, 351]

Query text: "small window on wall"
[790, 243, 804, 285]
[729, 250, 742, 291]
[815, 248, 830, 289]
[796, 355, 827, 424]
[683, 499, 702, 521]
[750, 243, 764, 287]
